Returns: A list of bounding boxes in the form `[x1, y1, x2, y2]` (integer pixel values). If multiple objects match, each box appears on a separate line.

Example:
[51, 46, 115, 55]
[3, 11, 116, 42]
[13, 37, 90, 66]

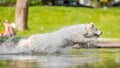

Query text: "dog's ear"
[85, 23, 94, 38]
[87, 23, 94, 29]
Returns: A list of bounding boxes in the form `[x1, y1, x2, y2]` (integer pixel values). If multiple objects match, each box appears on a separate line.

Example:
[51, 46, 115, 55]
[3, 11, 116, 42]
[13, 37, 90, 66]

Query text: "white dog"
[12, 23, 102, 54]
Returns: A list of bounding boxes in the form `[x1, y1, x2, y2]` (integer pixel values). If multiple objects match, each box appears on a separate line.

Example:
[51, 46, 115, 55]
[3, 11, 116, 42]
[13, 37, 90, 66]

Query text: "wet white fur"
[12, 23, 101, 53]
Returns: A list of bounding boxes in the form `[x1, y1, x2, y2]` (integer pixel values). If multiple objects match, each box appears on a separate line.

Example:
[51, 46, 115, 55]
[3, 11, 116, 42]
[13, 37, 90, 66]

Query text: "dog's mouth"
[94, 34, 100, 37]
[94, 31, 102, 37]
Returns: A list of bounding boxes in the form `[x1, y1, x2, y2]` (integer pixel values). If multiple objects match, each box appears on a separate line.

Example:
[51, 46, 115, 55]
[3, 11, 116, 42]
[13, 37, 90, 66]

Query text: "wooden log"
[97, 41, 120, 48]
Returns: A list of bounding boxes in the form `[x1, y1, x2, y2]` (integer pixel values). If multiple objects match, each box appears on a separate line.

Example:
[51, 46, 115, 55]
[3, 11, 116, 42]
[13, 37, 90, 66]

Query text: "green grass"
[0, 6, 120, 38]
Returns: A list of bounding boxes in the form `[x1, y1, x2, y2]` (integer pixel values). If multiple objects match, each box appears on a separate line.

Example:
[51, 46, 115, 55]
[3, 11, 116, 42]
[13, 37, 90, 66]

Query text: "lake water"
[0, 48, 120, 68]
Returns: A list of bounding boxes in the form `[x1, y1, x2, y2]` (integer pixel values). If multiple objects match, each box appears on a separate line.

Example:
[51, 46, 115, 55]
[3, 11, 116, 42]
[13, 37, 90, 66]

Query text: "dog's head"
[84, 23, 102, 38]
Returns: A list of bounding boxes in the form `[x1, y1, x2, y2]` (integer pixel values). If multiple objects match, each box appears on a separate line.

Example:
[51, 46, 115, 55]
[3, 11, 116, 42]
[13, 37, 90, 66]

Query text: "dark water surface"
[0, 49, 120, 68]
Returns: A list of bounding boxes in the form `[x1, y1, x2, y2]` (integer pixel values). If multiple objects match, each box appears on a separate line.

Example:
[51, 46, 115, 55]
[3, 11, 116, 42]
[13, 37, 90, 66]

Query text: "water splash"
[0, 36, 16, 54]
[0, 36, 31, 54]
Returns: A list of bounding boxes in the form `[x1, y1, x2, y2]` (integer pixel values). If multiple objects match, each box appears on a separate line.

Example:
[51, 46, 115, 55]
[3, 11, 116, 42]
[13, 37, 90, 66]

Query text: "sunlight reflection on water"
[0, 49, 120, 68]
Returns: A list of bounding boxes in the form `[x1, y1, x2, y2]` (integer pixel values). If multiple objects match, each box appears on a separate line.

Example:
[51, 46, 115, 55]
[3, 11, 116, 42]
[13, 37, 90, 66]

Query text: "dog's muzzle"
[94, 32, 102, 37]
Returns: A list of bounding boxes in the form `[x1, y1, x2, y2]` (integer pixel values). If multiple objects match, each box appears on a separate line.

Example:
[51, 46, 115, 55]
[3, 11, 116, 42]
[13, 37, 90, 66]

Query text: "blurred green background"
[0, 0, 120, 38]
